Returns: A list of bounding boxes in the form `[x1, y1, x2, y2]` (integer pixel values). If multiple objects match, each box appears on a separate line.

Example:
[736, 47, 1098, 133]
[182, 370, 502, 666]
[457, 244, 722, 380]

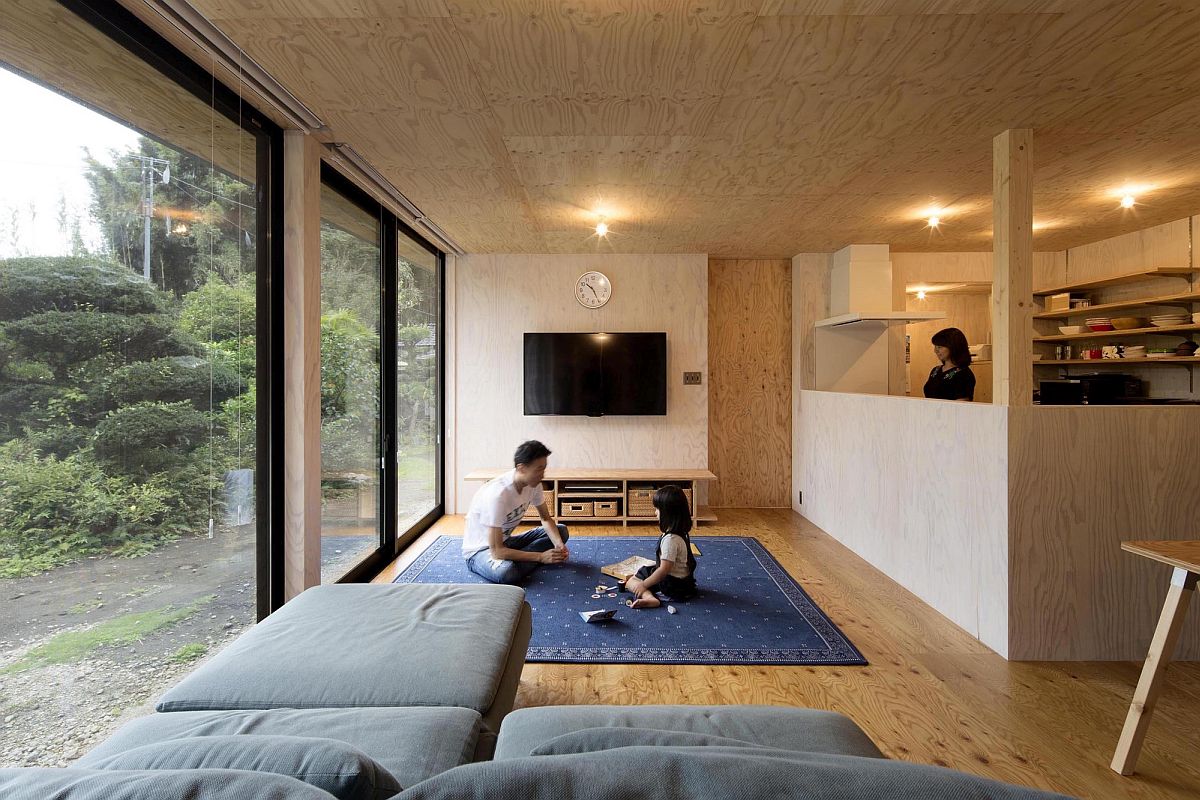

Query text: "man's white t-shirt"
[659, 533, 691, 578]
[462, 470, 545, 558]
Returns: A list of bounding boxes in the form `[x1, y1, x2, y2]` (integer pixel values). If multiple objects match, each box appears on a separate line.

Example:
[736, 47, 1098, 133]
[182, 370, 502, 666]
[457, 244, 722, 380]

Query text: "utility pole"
[131, 155, 170, 282]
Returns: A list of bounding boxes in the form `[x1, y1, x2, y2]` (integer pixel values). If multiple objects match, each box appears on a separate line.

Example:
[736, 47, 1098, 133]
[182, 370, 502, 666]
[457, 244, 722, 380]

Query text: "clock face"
[575, 271, 612, 308]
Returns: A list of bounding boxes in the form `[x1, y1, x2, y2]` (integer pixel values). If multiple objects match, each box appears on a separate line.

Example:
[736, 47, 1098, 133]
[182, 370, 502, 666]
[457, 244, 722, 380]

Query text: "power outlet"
[683, 372, 702, 385]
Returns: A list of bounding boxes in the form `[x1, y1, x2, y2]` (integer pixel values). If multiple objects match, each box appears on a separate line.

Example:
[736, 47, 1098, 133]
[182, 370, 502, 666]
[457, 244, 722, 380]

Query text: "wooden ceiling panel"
[207, 15, 488, 114]
[502, 135, 695, 189]
[201, 0, 451, 18]
[760, 1, 1080, 13]
[184, 0, 1200, 253]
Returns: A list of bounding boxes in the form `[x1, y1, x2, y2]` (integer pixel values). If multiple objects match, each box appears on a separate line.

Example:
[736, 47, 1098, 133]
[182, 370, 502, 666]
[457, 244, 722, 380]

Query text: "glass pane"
[396, 230, 439, 530]
[0, 2, 258, 767]
[319, 186, 381, 582]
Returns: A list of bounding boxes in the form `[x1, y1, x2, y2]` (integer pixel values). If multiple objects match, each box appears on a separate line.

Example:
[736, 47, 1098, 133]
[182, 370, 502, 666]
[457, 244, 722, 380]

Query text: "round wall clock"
[575, 271, 612, 309]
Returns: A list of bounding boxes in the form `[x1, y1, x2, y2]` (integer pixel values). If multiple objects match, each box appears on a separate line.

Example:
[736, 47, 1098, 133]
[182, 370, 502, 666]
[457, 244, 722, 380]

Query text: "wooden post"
[283, 131, 322, 600]
[1111, 567, 1198, 775]
[991, 129, 1033, 406]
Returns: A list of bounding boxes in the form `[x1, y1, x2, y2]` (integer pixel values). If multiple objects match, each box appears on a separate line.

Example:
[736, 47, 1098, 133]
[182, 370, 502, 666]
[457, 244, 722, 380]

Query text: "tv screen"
[524, 332, 667, 416]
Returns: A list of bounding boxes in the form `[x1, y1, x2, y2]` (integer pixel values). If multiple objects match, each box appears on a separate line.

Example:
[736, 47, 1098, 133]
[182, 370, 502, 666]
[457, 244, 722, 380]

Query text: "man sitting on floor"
[463, 440, 570, 585]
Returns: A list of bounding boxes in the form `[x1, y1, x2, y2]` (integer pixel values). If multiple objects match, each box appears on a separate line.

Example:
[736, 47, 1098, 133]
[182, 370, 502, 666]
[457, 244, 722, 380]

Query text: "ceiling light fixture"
[916, 290, 927, 300]
[928, 216, 940, 228]
[595, 221, 609, 237]
[1120, 195, 1136, 209]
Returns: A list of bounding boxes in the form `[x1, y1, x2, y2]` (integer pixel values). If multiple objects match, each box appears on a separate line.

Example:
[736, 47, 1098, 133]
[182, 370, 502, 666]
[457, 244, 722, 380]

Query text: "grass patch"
[68, 599, 104, 615]
[2, 595, 215, 674]
[171, 642, 208, 663]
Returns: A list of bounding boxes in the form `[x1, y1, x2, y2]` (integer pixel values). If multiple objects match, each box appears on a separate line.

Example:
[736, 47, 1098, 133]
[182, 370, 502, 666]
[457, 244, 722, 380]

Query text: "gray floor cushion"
[494, 705, 883, 761]
[0, 768, 336, 800]
[78, 707, 481, 788]
[77, 735, 399, 800]
[157, 584, 530, 726]
[396, 748, 1073, 800]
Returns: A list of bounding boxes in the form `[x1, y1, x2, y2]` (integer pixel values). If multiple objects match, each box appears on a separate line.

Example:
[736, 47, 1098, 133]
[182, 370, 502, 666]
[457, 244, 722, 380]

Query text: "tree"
[83, 137, 255, 297]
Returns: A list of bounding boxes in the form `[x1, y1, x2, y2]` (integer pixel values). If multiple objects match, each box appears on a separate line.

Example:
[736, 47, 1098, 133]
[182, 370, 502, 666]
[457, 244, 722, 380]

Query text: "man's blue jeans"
[465, 523, 570, 585]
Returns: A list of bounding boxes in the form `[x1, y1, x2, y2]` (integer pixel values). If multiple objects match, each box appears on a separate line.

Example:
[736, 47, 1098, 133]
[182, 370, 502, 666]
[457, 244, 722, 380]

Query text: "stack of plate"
[1085, 317, 1114, 331]
[1193, 311, 1200, 325]
[1147, 348, 1176, 359]
[1123, 345, 1146, 359]
[1149, 313, 1189, 328]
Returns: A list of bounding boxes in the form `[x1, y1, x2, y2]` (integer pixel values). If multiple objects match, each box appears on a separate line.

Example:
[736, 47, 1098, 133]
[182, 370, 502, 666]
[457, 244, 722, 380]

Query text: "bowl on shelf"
[1193, 311, 1200, 324]
[1032, 354, 1044, 361]
[1058, 325, 1086, 335]
[1110, 316, 1145, 329]
[1175, 341, 1199, 357]
[1086, 323, 1115, 332]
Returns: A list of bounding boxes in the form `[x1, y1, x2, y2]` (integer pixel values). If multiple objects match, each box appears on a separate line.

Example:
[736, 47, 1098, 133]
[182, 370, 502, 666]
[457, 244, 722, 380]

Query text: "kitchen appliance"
[1038, 380, 1084, 405]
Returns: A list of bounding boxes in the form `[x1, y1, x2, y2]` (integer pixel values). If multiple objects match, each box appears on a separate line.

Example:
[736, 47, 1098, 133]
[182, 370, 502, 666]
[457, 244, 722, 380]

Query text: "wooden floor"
[374, 509, 1200, 799]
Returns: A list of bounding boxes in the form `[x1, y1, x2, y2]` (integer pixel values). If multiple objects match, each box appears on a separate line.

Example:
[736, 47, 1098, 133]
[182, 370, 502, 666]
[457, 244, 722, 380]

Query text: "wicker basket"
[628, 487, 693, 517]
[594, 500, 620, 517]
[560, 501, 594, 517]
[523, 489, 554, 519]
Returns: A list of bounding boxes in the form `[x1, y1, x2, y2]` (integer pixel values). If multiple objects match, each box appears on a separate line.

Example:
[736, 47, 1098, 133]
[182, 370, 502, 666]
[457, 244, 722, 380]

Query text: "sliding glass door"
[318, 170, 444, 582]
[395, 228, 441, 534]
[318, 184, 382, 584]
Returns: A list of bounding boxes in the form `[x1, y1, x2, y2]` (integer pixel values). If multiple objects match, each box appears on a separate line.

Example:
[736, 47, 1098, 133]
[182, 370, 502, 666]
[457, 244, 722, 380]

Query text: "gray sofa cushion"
[396, 748, 1074, 799]
[530, 727, 776, 755]
[157, 584, 528, 720]
[495, 705, 883, 760]
[0, 768, 336, 800]
[78, 707, 481, 788]
[78, 735, 400, 800]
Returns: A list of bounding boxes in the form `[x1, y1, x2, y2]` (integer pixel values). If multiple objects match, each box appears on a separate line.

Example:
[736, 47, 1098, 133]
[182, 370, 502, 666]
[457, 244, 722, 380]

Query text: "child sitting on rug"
[624, 485, 697, 609]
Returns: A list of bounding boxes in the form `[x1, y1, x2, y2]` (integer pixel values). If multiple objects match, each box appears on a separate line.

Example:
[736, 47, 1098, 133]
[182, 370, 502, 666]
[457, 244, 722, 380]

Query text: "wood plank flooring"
[374, 509, 1200, 799]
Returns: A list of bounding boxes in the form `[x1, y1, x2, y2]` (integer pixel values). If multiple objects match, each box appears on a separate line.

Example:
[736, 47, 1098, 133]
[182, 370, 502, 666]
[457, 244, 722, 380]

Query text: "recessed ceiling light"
[595, 221, 608, 237]
[928, 216, 940, 228]
[916, 290, 927, 300]
[1120, 195, 1136, 209]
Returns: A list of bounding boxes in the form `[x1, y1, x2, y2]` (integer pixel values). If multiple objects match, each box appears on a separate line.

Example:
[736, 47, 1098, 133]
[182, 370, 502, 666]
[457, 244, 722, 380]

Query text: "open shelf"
[1035, 324, 1200, 342]
[467, 468, 718, 527]
[1034, 267, 1195, 296]
[1034, 291, 1200, 320]
[1035, 357, 1200, 365]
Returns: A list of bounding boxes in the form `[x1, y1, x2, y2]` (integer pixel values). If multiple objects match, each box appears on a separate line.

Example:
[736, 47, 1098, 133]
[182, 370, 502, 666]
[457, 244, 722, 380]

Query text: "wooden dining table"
[1111, 540, 1200, 776]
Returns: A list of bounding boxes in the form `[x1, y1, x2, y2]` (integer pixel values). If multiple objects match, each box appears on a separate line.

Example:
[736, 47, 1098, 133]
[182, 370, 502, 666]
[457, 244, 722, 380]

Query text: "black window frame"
[320, 163, 446, 584]
[55, 0, 286, 617]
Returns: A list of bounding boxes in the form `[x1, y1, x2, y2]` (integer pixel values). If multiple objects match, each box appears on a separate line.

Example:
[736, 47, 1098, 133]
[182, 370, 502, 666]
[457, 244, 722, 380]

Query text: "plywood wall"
[708, 259, 791, 507]
[452, 254, 708, 513]
[791, 253, 831, 514]
[1008, 406, 1200, 660]
[797, 390, 1011, 656]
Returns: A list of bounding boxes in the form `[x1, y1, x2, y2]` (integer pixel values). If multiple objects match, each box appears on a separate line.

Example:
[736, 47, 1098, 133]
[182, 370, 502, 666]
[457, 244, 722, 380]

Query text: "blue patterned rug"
[393, 536, 866, 666]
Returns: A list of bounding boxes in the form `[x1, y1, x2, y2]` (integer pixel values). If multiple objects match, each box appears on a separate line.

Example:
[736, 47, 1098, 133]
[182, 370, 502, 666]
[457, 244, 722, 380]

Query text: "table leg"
[1111, 566, 1198, 775]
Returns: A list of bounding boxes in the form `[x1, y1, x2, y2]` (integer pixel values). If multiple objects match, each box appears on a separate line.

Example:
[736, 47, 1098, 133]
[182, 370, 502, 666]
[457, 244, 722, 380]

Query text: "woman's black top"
[923, 364, 976, 401]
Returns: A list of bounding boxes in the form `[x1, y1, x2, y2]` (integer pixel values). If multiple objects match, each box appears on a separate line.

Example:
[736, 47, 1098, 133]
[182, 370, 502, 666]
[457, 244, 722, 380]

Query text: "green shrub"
[320, 309, 376, 420]
[101, 356, 242, 411]
[0, 256, 167, 321]
[93, 401, 212, 474]
[180, 275, 256, 342]
[0, 441, 201, 577]
[5, 312, 201, 378]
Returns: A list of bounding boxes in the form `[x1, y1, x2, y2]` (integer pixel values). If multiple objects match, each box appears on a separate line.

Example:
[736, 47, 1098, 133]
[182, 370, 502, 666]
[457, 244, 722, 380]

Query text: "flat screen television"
[524, 332, 667, 416]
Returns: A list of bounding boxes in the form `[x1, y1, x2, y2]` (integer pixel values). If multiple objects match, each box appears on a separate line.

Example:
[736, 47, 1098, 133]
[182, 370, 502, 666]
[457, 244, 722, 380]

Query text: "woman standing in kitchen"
[923, 327, 976, 402]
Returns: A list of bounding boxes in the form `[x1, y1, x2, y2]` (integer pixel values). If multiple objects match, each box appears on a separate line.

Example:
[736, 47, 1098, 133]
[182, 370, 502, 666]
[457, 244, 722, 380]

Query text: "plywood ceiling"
[188, 0, 1200, 255]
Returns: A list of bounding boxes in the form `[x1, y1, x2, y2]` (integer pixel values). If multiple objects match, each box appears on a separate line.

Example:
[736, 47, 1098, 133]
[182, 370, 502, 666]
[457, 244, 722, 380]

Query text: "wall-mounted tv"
[524, 332, 667, 416]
